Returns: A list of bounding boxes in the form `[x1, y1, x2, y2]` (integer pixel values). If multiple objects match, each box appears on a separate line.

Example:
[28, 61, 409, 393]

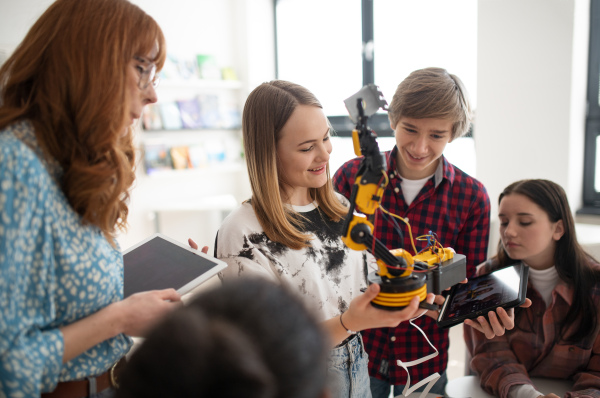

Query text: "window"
[275, 0, 477, 137]
[275, 0, 364, 135]
[581, 0, 600, 213]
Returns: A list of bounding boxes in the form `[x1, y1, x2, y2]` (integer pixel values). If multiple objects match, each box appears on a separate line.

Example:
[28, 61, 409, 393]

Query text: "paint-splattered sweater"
[216, 194, 369, 321]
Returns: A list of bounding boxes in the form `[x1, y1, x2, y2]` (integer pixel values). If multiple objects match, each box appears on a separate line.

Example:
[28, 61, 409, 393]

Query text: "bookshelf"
[127, 58, 250, 249]
[140, 72, 244, 176]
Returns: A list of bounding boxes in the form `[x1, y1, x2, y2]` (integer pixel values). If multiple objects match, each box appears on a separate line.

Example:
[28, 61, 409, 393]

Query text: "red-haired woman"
[0, 1, 181, 396]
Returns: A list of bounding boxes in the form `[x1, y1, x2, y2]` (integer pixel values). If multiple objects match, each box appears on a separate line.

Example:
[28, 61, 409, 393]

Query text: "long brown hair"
[0, 0, 166, 246]
[495, 179, 600, 342]
[243, 80, 347, 250]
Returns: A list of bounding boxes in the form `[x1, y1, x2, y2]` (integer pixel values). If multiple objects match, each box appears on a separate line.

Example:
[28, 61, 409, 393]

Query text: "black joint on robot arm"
[349, 224, 403, 269]
[349, 222, 372, 244]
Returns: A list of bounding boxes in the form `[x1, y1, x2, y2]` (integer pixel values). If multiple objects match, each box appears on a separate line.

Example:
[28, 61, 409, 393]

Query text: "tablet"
[122, 233, 227, 298]
[436, 262, 529, 329]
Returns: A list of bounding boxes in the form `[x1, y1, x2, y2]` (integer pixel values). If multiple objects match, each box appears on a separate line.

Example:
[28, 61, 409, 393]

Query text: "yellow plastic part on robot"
[414, 247, 455, 265]
[341, 213, 374, 251]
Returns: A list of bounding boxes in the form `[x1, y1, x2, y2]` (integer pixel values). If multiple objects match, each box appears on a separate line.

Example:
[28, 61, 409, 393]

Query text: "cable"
[379, 204, 418, 255]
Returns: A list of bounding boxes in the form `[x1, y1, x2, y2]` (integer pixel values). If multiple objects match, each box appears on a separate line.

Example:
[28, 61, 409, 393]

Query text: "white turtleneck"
[527, 264, 560, 308]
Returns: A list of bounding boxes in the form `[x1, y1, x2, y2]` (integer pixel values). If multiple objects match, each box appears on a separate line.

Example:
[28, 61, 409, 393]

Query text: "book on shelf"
[159, 53, 241, 84]
[218, 98, 242, 129]
[198, 94, 220, 129]
[170, 146, 193, 170]
[159, 54, 181, 80]
[142, 136, 241, 175]
[188, 144, 208, 168]
[159, 101, 183, 130]
[143, 52, 242, 132]
[160, 54, 199, 80]
[196, 54, 221, 80]
[221, 66, 238, 81]
[177, 97, 203, 129]
[142, 103, 163, 131]
[143, 144, 173, 174]
[203, 139, 226, 164]
[176, 58, 198, 80]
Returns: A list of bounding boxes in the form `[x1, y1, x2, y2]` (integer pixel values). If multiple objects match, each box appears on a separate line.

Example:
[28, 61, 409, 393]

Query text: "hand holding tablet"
[462, 298, 533, 339]
[436, 263, 529, 329]
[122, 233, 227, 298]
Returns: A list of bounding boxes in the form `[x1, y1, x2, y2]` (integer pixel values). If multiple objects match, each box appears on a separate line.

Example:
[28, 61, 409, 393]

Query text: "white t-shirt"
[216, 193, 370, 321]
[400, 174, 433, 206]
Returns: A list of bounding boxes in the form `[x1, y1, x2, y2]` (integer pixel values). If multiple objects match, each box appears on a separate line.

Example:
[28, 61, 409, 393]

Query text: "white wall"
[0, 0, 52, 52]
[476, 0, 589, 215]
[476, 0, 591, 252]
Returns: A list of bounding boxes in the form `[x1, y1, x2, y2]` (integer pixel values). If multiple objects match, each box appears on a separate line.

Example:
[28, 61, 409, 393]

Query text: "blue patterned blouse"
[0, 121, 132, 397]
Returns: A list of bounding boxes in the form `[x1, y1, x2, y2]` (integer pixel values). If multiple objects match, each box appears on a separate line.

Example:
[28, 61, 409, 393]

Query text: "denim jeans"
[369, 371, 447, 398]
[328, 333, 372, 398]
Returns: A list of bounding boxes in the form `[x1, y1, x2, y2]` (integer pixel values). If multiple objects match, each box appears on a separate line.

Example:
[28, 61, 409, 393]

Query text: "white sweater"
[216, 193, 369, 321]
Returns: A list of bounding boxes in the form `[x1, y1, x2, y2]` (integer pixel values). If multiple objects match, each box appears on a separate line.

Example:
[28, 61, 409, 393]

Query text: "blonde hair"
[388, 67, 473, 140]
[243, 80, 347, 250]
[0, 0, 166, 246]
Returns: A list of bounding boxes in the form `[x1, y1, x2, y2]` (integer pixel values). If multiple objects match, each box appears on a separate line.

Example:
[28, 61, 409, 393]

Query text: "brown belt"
[42, 357, 126, 398]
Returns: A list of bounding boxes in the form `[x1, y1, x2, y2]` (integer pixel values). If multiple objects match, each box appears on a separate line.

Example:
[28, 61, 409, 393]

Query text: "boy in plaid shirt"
[333, 67, 491, 397]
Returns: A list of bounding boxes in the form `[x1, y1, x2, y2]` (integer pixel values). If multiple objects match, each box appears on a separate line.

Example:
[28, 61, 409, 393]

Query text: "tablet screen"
[123, 234, 226, 298]
[438, 263, 527, 326]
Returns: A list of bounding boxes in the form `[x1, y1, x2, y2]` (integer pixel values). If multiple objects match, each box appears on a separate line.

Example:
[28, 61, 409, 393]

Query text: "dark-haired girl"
[465, 179, 600, 398]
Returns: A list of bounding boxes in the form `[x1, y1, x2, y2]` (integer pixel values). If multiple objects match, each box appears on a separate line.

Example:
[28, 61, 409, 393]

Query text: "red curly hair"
[0, 0, 166, 246]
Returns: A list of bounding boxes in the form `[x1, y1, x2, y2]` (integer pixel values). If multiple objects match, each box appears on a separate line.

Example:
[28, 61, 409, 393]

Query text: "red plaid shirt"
[464, 259, 600, 398]
[333, 146, 491, 385]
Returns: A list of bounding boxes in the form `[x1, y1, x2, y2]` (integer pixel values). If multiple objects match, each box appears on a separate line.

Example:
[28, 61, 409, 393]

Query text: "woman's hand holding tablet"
[122, 233, 227, 298]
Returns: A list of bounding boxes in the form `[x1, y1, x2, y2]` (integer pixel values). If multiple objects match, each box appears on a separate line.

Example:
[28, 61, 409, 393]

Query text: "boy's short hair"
[388, 67, 473, 140]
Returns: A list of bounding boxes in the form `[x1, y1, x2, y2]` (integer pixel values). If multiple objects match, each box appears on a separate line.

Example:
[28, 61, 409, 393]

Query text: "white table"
[445, 375, 573, 398]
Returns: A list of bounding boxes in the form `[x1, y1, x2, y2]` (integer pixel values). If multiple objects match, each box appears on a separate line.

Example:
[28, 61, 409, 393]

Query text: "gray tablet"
[122, 233, 227, 298]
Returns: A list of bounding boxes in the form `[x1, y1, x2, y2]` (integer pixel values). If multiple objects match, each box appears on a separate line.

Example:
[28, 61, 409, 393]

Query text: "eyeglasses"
[133, 56, 159, 90]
